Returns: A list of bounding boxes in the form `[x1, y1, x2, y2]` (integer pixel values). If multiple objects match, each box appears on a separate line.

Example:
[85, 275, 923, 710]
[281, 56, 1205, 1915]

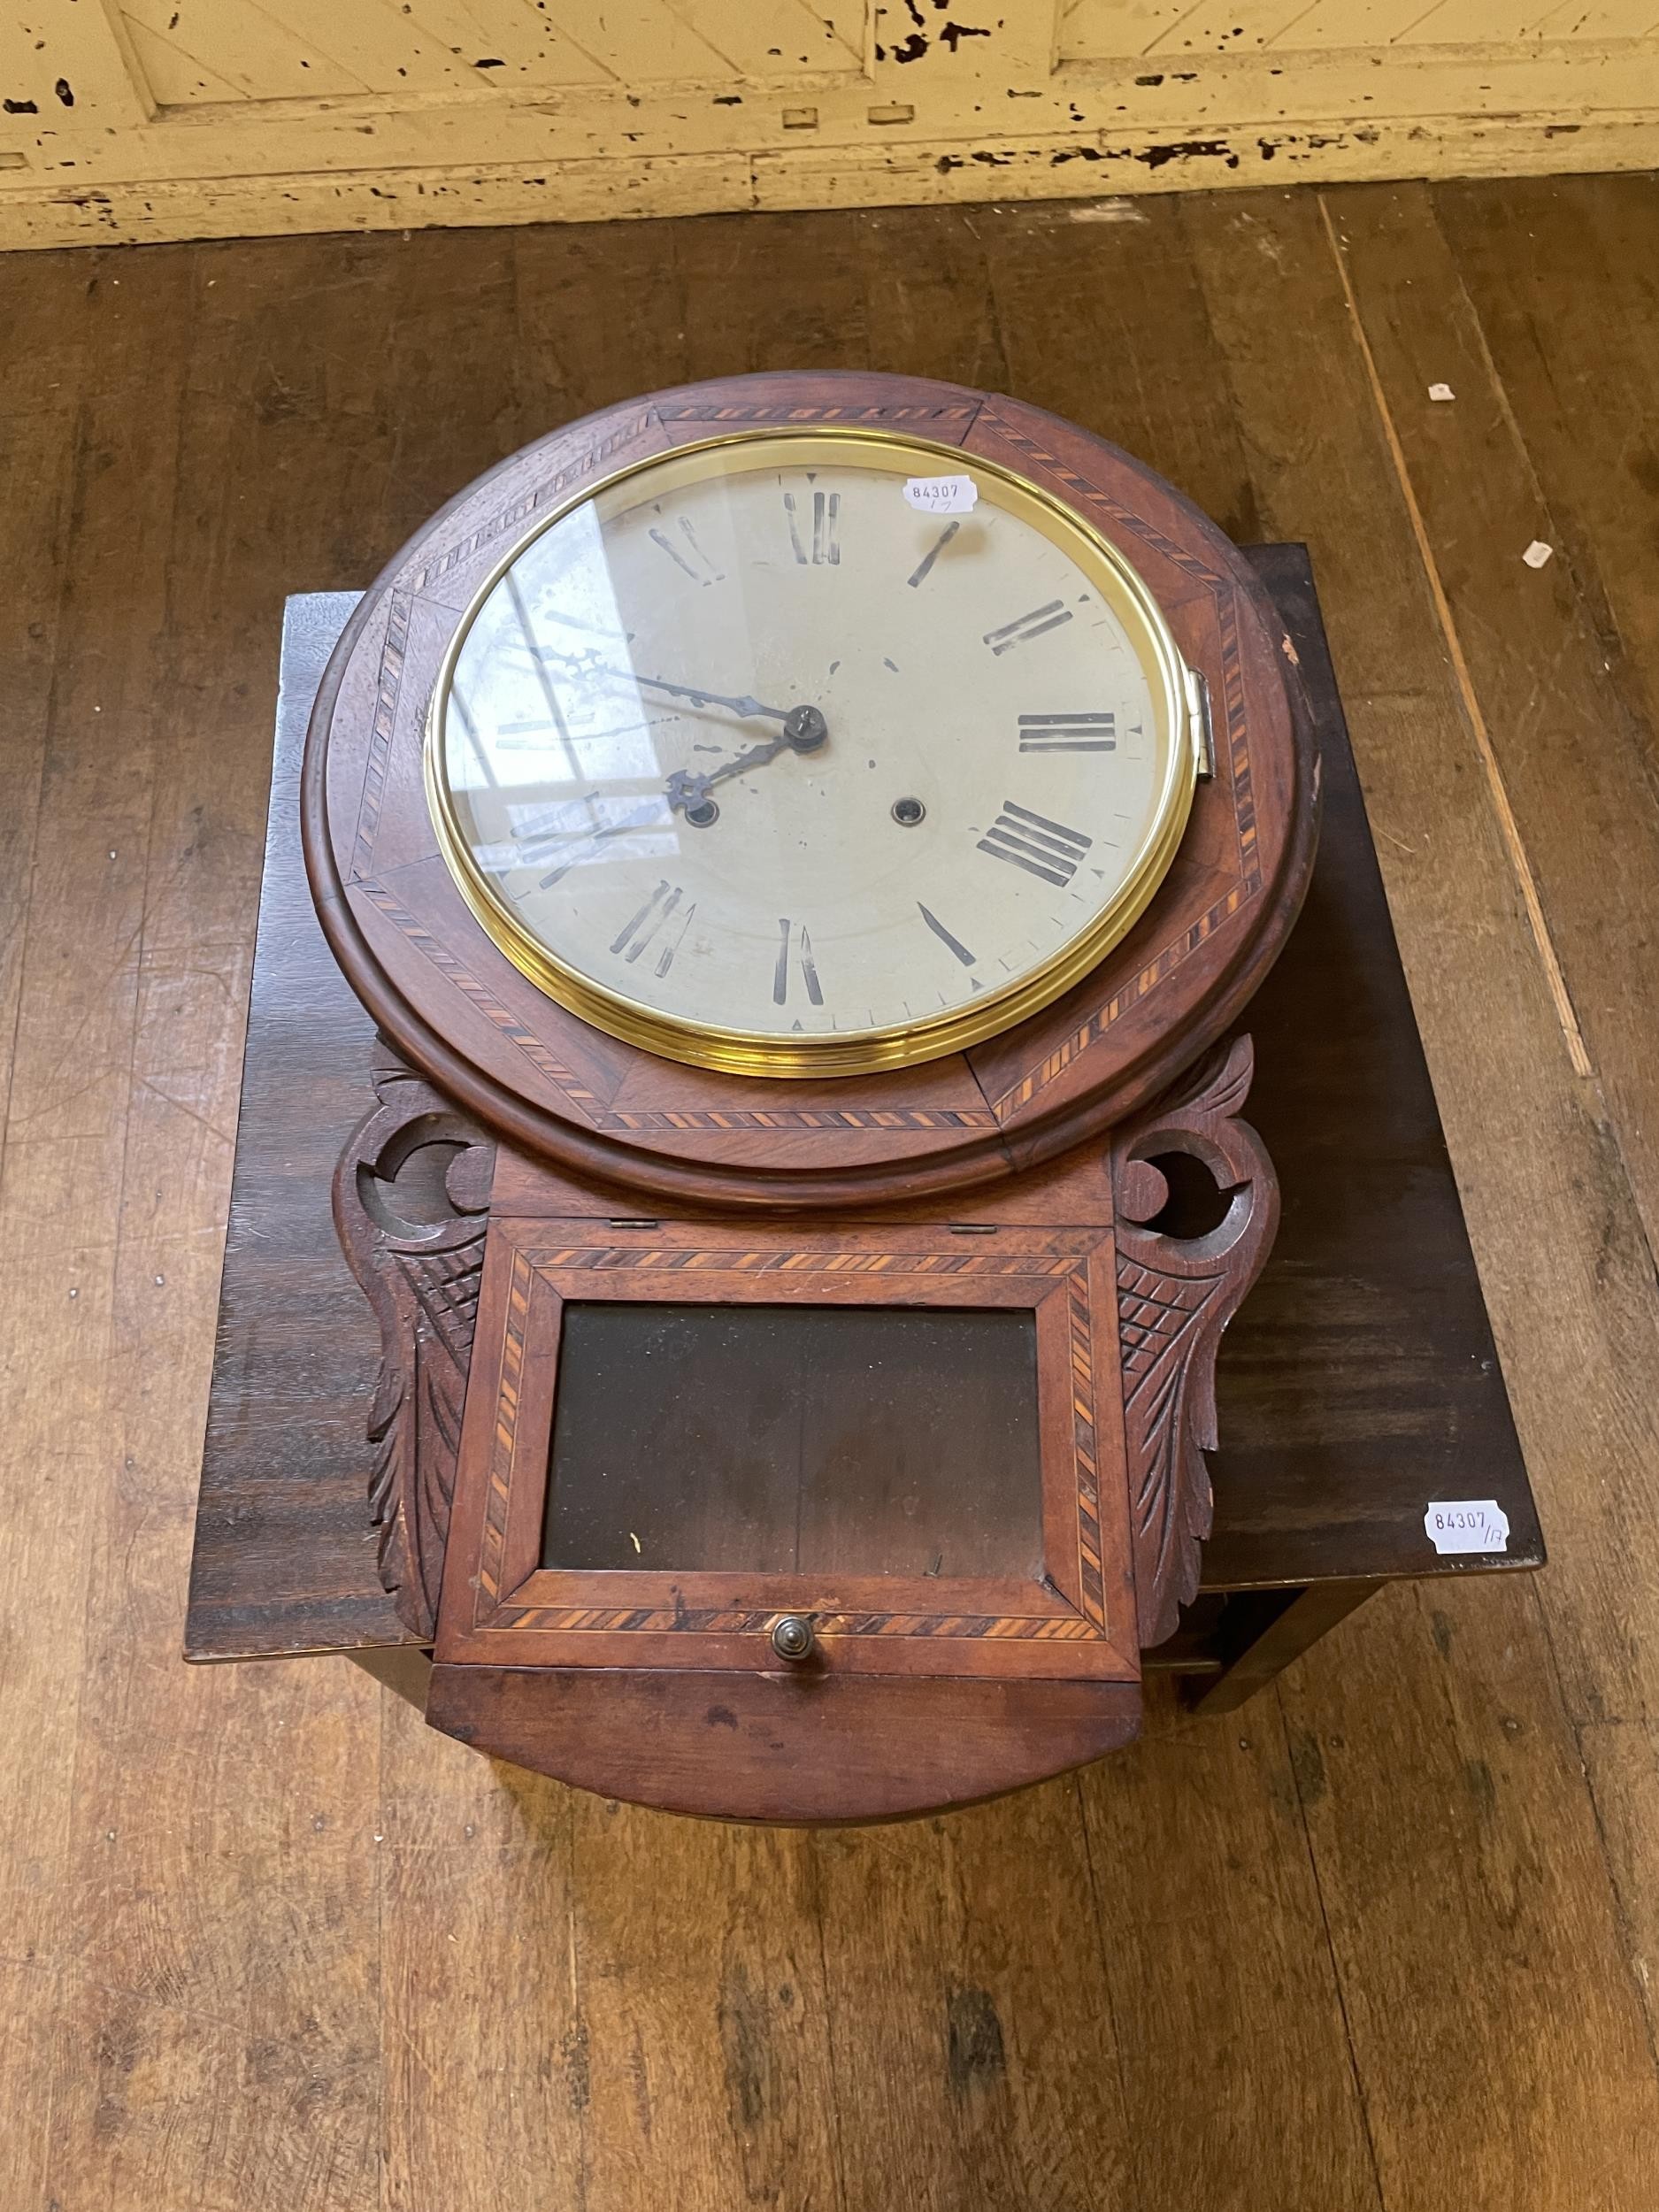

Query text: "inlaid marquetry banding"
[491, 1603, 1100, 1639]
[516, 1245, 1081, 1279]
[358, 879, 601, 1108]
[318, 377, 1311, 1219]
[656, 403, 980, 426]
[361, 882, 998, 1135]
[411, 411, 658, 595]
[1010, 436, 1260, 890]
[348, 589, 411, 887]
[991, 886, 1254, 1121]
[981, 419, 1265, 1123]
[590, 1103, 999, 1133]
[472, 1242, 1110, 1646]
[474, 1244, 536, 1622]
[1068, 1262, 1107, 1629]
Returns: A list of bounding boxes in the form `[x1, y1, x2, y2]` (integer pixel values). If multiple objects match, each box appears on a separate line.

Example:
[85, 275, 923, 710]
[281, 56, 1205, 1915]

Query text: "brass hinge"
[1185, 666, 1216, 780]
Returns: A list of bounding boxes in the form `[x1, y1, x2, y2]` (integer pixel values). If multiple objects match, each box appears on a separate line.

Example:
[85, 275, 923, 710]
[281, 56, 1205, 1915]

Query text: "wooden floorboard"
[3, 180, 1657, 2208]
[1329, 183, 1659, 1256]
[1433, 172, 1659, 784]
[1184, 184, 1659, 2184]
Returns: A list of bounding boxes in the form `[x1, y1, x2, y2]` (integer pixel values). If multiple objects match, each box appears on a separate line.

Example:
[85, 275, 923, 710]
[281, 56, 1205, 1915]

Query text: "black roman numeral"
[520, 795, 667, 888]
[773, 918, 824, 1007]
[983, 601, 1073, 656]
[977, 801, 1093, 887]
[906, 519, 960, 589]
[785, 489, 841, 566]
[1018, 711, 1117, 753]
[610, 880, 695, 976]
[649, 516, 722, 584]
[918, 902, 976, 966]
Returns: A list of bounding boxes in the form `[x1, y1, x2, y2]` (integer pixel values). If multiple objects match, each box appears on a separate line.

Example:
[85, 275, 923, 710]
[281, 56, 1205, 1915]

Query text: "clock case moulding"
[305, 372, 1320, 1822]
[303, 371, 1317, 1212]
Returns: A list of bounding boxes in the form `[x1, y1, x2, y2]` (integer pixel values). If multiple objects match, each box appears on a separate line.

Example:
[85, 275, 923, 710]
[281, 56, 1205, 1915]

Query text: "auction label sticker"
[902, 474, 978, 515]
[1424, 1500, 1510, 1555]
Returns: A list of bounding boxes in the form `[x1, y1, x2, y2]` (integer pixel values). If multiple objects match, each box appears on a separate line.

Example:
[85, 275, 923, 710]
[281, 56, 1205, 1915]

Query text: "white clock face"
[430, 434, 1194, 1074]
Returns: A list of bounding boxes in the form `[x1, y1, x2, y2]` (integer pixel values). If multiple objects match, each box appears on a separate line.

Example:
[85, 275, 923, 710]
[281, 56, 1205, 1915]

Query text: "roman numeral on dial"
[610, 879, 696, 976]
[649, 517, 722, 584]
[520, 796, 665, 888]
[906, 520, 960, 589]
[983, 601, 1074, 656]
[1018, 711, 1117, 753]
[918, 902, 976, 966]
[978, 801, 1093, 887]
[773, 918, 824, 1007]
[785, 489, 841, 566]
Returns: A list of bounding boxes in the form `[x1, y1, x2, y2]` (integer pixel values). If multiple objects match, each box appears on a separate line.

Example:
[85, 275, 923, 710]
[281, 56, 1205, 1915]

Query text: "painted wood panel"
[1061, 0, 1659, 51]
[120, 0, 868, 101]
[1, 0, 1657, 246]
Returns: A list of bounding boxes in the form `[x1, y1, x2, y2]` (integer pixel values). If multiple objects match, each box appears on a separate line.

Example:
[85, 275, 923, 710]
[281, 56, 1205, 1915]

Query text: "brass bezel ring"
[425, 426, 1199, 1079]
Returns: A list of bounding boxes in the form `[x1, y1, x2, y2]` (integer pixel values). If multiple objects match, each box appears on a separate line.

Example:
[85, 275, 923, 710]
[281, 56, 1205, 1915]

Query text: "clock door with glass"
[305, 372, 1317, 1822]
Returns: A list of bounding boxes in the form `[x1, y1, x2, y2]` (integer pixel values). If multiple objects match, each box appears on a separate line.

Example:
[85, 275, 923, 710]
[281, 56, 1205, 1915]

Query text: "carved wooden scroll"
[334, 1051, 495, 1640]
[1110, 1034, 1279, 1649]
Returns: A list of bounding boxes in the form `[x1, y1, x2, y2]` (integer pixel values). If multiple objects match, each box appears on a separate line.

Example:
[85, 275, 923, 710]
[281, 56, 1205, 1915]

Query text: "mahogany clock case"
[189, 565, 1541, 1816]
[302, 371, 1320, 1213]
[304, 373, 1319, 1822]
[335, 1025, 1283, 1820]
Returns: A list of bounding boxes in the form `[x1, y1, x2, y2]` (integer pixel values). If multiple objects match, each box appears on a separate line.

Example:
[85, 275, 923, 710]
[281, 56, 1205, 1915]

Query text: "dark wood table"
[185, 547, 1542, 1718]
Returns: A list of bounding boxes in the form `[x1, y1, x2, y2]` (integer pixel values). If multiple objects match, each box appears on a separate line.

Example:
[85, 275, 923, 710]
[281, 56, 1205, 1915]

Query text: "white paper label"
[1424, 1500, 1510, 1555]
[1428, 381, 1455, 402]
[903, 473, 977, 515]
[1522, 539, 1555, 569]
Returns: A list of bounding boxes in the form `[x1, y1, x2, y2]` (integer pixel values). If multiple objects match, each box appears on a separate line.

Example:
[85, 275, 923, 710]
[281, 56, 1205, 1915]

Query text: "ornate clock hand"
[664, 706, 829, 818]
[534, 649, 798, 727]
[631, 671, 795, 724]
[664, 744, 780, 818]
[511, 683, 831, 852]
[530, 649, 829, 821]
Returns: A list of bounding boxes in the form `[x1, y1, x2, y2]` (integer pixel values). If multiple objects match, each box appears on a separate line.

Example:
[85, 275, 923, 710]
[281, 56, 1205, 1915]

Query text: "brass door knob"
[770, 1615, 816, 1663]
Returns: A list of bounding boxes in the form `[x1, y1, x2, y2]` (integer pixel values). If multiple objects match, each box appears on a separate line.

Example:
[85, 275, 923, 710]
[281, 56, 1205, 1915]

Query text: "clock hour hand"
[536, 648, 830, 765]
[664, 705, 829, 816]
[665, 737, 785, 816]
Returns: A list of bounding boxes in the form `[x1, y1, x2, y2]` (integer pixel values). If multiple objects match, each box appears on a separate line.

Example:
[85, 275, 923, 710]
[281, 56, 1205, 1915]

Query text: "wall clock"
[304, 371, 1318, 1823]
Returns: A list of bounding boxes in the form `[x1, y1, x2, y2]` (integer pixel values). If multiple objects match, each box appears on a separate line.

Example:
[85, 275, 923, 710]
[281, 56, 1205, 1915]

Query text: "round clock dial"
[427, 431, 1199, 1076]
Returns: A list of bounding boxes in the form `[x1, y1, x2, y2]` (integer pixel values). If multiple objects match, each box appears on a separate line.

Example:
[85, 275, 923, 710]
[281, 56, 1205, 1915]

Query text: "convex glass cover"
[427, 429, 1202, 1076]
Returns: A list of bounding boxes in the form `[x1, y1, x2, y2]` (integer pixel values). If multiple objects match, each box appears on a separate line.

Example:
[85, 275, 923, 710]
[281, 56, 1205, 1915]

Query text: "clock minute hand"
[535, 649, 793, 726]
[629, 670, 795, 724]
[531, 649, 830, 817]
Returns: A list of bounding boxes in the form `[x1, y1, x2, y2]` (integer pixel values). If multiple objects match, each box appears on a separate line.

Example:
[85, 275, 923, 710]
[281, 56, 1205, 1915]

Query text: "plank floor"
[4, 177, 1659, 2210]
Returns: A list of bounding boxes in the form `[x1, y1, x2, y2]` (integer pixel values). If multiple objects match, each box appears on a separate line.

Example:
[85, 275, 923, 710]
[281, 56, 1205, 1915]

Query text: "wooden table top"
[186, 545, 1542, 1663]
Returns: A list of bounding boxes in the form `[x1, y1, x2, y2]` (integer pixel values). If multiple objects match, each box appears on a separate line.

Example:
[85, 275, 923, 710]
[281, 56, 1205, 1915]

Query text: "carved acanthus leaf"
[334, 1055, 493, 1640]
[1110, 1034, 1279, 1649]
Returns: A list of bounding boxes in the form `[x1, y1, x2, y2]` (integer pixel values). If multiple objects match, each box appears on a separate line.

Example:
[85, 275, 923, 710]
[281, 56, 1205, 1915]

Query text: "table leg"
[1181, 1581, 1379, 1716]
[347, 1644, 433, 1712]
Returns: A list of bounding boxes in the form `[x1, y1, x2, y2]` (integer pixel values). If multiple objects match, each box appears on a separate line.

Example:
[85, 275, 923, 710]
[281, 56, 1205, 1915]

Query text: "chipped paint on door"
[1, 0, 1656, 247]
